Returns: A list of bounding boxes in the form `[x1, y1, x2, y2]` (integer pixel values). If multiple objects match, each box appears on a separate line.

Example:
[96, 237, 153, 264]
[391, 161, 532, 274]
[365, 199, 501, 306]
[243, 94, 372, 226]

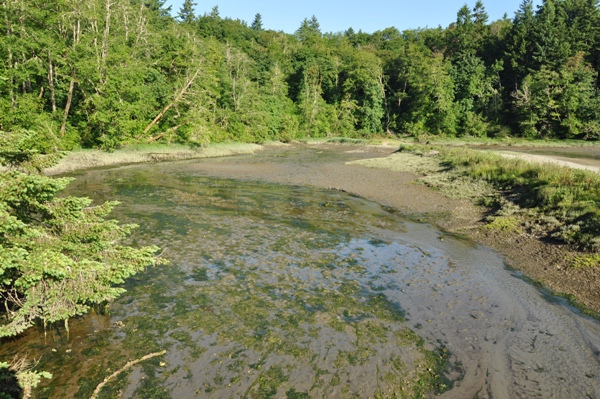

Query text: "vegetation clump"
[397, 143, 600, 250]
[1, 0, 599, 150]
[0, 131, 164, 393]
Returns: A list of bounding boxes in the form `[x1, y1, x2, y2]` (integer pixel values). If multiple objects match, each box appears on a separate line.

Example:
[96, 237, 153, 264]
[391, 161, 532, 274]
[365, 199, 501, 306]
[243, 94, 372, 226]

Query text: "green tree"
[531, 0, 571, 70]
[177, 0, 197, 24]
[342, 50, 385, 134]
[399, 43, 457, 136]
[297, 60, 331, 136]
[295, 16, 322, 44]
[513, 53, 600, 138]
[0, 130, 164, 338]
[504, 0, 536, 92]
[251, 13, 263, 31]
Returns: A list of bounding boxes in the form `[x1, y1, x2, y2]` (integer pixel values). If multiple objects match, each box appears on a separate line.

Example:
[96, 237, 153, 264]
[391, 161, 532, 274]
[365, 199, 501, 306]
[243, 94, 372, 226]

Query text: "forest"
[1, 0, 599, 150]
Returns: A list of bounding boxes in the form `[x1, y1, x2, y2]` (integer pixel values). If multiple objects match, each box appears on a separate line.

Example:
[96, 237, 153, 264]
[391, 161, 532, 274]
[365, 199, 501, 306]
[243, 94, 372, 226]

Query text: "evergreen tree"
[531, 0, 571, 70]
[473, 0, 489, 26]
[0, 130, 164, 337]
[210, 5, 220, 18]
[177, 0, 197, 24]
[251, 13, 263, 31]
[562, 0, 600, 73]
[504, 0, 536, 93]
[295, 16, 322, 43]
[143, 0, 172, 18]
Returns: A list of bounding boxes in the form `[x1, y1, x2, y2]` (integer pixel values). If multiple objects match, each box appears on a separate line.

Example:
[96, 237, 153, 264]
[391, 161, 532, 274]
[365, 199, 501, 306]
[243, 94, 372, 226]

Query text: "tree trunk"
[48, 57, 57, 114]
[90, 350, 166, 399]
[8, 49, 15, 106]
[60, 77, 75, 136]
[140, 69, 200, 139]
[100, 0, 111, 85]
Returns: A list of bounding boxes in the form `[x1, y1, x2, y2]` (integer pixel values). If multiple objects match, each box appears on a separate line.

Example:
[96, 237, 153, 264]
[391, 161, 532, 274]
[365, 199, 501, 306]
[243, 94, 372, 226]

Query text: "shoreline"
[46, 141, 600, 315]
[44, 142, 267, 175]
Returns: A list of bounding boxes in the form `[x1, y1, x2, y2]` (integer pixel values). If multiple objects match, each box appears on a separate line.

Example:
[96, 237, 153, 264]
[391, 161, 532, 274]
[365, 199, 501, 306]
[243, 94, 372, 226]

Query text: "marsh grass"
[402, 135, 600, 148]
[326, 137, 369, 145]
[572, 254, 600, 270]
[348, 148, 497, 200]
[393, 144, 600, 251]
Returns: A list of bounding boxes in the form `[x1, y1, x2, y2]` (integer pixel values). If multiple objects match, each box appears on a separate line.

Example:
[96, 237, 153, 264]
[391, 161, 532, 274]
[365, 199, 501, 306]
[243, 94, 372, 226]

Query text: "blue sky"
[164, 0, 543, 34]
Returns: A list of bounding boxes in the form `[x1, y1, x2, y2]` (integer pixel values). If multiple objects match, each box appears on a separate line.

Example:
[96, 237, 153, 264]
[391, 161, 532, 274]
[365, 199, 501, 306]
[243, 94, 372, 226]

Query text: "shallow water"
[2, 152, 600, 399]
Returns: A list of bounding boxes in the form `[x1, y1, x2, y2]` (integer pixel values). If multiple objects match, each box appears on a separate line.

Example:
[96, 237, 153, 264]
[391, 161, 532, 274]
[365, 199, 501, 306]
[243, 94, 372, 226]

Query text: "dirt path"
[497, 150, 600, 172]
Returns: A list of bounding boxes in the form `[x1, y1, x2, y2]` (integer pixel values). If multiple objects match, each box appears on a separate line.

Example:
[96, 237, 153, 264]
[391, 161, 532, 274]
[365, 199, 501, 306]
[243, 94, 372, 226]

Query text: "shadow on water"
[0, 367, 23, 399]
[1, 150, 599, 399]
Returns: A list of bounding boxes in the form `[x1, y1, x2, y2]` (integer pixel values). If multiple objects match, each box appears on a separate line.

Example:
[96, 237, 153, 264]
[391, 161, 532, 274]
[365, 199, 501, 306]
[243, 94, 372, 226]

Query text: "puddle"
[1, 152, 599, 399]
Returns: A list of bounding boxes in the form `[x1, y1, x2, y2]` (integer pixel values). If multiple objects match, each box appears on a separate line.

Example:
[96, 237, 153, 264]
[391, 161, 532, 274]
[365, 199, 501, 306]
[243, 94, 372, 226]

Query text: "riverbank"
[45, 142, 266, 175]
[348, 144, 600, 316]
[46, 140, 600, 314]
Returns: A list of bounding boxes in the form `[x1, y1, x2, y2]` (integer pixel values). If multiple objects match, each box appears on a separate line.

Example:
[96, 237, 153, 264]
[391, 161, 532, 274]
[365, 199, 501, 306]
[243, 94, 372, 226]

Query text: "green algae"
[9, 163, 461, 399]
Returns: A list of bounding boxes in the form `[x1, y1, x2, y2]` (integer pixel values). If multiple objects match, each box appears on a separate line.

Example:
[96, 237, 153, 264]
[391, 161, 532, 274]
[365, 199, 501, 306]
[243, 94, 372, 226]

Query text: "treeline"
[1, 0, 599, 150]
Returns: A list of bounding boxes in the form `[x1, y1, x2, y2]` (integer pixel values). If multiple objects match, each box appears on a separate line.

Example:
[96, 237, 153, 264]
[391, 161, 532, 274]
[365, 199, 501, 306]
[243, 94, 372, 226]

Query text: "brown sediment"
[175, 142, 600, 315]
[44, 143, 264, 175]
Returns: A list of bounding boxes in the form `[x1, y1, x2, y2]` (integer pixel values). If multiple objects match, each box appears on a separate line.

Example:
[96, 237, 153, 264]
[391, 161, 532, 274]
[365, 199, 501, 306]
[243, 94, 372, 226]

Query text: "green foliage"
[251, 13, 263, 31]
[484, 215, 521, 232]
[440, 147, 600, 249]
[0, 130, 65, 173]
[0, 0, 598, 146]
[572, 253, 600, 269]
[0, 132, 164, 337]
[398, 143, 600, 249]
[513, 53, 600, 139]
[177, 0, 197, 24]
[0, 360, 52, 399]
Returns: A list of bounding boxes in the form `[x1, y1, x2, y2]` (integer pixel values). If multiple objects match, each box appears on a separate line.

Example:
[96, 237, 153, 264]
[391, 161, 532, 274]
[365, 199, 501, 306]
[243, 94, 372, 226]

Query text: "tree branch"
[139, 69, 200, 140]
[89, 350, 167, 399]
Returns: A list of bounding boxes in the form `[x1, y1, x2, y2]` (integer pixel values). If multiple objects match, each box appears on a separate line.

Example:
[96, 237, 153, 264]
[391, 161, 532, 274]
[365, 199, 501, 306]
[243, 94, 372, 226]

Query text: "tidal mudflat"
[2, 148, 599, 398]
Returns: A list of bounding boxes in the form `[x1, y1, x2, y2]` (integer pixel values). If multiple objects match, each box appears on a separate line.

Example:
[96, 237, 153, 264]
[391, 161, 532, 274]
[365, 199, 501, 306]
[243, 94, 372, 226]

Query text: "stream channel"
[2, 147, 600, 399]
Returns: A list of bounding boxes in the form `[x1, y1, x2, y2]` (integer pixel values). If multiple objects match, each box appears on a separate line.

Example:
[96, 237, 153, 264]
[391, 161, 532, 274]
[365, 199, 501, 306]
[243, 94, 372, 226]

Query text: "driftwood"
[89, 350, 166, 399]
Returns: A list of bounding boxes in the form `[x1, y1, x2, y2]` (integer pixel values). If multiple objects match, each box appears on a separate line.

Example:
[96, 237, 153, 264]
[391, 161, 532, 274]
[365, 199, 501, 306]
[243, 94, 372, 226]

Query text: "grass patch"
[347, 150, 443, 175]
[398, 135, 600, 149]
[571, 254, 600, 270]
[349, 144, 496, 200]
[385, 143, 600, 251]
[484, 216, 521, 233]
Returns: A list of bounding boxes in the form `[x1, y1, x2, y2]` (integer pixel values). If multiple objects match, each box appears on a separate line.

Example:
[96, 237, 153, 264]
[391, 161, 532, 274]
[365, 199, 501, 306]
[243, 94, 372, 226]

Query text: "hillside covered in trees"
[1, 0, 599, 150]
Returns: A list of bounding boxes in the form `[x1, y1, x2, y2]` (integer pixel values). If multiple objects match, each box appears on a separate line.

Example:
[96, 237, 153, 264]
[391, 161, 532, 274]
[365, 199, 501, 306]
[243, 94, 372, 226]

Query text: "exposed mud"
[120, 143, 599, 398]
[2, 142, 599, 399]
